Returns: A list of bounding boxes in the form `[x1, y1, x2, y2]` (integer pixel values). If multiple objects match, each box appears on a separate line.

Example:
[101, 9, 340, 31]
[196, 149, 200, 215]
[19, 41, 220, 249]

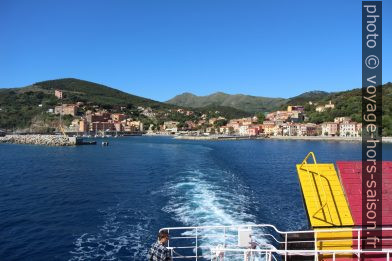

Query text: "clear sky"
[0, 0, 390, 101]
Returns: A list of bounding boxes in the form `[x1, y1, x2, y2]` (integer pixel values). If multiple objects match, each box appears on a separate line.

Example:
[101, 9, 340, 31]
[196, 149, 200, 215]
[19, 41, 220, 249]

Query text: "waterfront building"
[297, 123, 317, 136]
[79, 119, 89, 133]
[219, 126, 229, 135]
[91, 122, 115, 132]
[248, 126, 260, 136]
[273, 124, 283, 136]
[282, 123, 299, 136]
[262, 121, 276, 136]
[239, 125, 249, 136]
[163, 121, 179, 133]
[339, 121, 359, 137]
[321, 122, 338, 136]
[114, 122, 123, 132]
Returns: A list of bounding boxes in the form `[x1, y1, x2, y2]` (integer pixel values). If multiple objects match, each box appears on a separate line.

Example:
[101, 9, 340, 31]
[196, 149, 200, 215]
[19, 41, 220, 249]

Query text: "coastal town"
[48, 89, 363, 139]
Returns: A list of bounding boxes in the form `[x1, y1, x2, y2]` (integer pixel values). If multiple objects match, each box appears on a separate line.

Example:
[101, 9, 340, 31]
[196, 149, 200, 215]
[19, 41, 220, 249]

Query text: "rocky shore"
[0, 135, 78, 146]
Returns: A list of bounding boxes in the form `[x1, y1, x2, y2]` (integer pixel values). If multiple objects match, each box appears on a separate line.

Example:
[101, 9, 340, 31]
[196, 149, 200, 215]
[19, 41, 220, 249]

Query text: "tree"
[214, 119, 228, 128]
[255, 112, 265, 123]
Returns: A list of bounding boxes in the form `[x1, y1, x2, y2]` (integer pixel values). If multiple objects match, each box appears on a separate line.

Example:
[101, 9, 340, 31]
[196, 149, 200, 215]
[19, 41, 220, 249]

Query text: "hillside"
[284, 90, 330, 105]
[28, 78, 172, 109]
[280, 83, 392, 135]
[166, 92, 286, 113]
[0, 78, 177, 130]
[198, 105, 251, 119]
[0, 78, 249, 130]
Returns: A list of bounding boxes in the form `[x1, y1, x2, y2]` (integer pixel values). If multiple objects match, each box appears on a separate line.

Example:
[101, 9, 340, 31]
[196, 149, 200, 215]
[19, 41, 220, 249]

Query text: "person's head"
[158, 230, 170, 244]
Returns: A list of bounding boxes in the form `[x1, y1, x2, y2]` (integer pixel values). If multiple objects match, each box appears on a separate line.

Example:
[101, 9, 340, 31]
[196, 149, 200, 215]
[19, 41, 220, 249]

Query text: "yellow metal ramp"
[296, 152, 355, 256]
[296, 153, 354, 228]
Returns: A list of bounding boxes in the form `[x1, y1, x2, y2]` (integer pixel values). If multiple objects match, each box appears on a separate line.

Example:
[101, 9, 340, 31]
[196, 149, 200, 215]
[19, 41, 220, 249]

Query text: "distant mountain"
[166, 92, 286, 113]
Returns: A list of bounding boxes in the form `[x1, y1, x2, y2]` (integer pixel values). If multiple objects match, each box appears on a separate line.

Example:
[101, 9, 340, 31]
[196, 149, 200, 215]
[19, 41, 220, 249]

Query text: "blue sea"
[1, 137, 392, 260]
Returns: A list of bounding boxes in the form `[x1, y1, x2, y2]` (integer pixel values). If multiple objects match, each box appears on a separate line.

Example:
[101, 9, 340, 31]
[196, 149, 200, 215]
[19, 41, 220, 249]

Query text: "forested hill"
[25, 78, 172, 109]
[283, 83, 392, 136]
[166, 92, 287, 113]
[0, 78, 250, 130]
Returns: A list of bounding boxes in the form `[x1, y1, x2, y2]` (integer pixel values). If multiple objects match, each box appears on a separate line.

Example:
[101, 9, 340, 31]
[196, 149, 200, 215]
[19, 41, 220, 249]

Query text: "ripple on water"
[69, 206, 154, 261]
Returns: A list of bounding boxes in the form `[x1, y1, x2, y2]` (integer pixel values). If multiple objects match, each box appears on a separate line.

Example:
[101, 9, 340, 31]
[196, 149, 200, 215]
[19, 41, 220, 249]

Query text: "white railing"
[159, 224, 392, 260]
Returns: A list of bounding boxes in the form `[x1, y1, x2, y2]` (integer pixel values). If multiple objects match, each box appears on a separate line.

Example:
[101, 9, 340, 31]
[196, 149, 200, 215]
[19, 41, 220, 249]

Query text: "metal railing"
[159, 224, 392, 260]
[299, 152, 334, 225]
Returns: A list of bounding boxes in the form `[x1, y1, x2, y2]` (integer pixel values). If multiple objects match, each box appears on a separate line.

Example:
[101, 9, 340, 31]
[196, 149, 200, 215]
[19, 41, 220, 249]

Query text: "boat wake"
[162, 168, 268, 258]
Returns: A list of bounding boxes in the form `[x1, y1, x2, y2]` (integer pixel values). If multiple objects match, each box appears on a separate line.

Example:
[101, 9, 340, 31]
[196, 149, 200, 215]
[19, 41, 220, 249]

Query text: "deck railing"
[159, 224, 392, 260]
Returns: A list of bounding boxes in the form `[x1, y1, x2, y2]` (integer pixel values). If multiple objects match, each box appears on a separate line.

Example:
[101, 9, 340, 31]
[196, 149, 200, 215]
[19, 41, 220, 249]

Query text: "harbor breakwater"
[0, 135, 78, 146]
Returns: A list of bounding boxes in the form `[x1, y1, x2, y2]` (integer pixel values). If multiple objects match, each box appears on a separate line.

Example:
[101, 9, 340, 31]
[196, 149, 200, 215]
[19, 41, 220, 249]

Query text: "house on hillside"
[55, 89, 63, 99]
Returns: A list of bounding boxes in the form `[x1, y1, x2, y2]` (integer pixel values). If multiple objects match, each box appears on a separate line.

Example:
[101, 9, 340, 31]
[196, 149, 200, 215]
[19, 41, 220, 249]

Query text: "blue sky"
[0, 0, 390, 101]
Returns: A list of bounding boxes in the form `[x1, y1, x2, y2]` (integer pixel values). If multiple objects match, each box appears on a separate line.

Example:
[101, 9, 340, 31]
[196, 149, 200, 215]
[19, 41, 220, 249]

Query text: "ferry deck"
[158, 152, 392, 260]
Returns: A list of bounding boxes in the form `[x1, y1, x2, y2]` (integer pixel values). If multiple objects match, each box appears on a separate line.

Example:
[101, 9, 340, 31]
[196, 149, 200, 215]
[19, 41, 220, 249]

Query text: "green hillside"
[282, 83, 392, 135]
[198, 105, 251, 119]
[30, 78, 172, 109]
[0, 78, 250, 131]
[284, 90, 330, 105]
[166, 92, 286, 113]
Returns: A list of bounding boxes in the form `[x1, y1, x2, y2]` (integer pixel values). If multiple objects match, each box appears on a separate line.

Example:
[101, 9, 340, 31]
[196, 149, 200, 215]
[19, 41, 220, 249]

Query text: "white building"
[340, 121, 359, 137]
[239, 125, 249, 136]
[282, 123, 299, 136]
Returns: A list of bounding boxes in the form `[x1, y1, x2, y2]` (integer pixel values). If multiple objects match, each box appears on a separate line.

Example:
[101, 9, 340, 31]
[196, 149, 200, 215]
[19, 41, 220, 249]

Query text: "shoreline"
[2, 134, 392, 145]
[174, 135, 392, 143]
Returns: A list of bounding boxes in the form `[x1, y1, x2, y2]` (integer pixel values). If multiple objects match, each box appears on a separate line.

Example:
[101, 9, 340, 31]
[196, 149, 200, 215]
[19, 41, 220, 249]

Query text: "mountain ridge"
[166, 91, 287, 113]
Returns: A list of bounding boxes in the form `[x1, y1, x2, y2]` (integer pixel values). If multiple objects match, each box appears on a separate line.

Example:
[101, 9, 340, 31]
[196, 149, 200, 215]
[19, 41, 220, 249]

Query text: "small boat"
[101, 141, 109, 146]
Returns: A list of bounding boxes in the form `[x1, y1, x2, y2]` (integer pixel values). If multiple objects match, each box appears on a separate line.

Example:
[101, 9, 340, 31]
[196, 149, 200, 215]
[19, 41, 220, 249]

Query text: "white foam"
[162, 168, 268, 258]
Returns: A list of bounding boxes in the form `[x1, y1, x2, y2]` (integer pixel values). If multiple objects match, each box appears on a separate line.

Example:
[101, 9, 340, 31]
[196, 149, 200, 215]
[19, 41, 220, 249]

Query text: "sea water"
[1, 137, 391, 260]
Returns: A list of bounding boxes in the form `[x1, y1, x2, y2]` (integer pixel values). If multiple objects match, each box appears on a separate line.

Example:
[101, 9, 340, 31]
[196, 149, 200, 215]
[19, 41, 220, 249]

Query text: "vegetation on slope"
[0, 78, 251, 131]
[166, 92, 286, 113]
[283, 83, 392, 135]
